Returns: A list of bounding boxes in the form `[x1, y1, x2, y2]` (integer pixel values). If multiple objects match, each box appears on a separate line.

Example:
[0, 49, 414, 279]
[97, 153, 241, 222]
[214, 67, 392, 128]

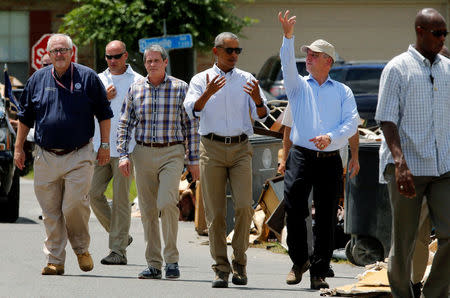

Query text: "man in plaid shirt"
[117, 44, 199, 280]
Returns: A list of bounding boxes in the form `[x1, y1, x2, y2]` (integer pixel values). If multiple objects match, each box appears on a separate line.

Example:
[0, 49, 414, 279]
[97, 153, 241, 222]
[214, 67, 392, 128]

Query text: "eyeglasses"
[418, 26, 448, 37]
[105, 52, 125, 60]
[42, 63, 50, 67]
[217, 46, 243, 55]
[49, 48, 71, 55]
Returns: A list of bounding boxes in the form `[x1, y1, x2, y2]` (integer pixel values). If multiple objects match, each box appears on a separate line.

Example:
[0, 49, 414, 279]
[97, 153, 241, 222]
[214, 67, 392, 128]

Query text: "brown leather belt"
[204, 133, 247, 144]
[136, 140, 183, 148]
[44, 142, 89, 156]
[294, 145, 339, 158]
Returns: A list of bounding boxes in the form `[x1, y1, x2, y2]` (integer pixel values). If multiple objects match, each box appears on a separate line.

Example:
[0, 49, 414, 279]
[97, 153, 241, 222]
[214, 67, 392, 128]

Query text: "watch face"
[101, 143, 110, 149]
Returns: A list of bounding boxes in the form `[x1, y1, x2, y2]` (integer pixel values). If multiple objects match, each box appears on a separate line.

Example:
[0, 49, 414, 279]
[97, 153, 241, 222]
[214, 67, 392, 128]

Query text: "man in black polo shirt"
[14, 33, 113, 275]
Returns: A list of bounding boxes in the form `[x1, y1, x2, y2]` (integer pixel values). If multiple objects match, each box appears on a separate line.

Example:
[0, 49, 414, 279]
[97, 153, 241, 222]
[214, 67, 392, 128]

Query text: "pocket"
[383, 163, 395, 182]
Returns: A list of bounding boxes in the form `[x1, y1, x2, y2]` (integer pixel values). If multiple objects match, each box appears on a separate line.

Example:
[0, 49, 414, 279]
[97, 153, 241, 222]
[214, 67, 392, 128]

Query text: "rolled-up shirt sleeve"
[181, 87, 200, 165]
[184, 75, 205, 120]
[117, 87, 137, 156]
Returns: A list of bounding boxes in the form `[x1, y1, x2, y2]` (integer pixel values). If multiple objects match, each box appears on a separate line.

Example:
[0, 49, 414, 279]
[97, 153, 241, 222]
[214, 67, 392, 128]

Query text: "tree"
[59, 0, 256, 53]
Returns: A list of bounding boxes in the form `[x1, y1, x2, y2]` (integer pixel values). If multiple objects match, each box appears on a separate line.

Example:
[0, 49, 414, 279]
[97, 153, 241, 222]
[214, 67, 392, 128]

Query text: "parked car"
[257, 54, 345, 98]
[328, 63, 386, 95]
[0, 96, 20, 223]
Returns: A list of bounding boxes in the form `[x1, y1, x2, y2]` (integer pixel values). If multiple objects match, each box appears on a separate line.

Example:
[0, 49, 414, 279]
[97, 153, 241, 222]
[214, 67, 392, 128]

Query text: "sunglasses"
[419, 26, 448, 37]
[49, 48, 71, 55]
[105, 52, 125, 60]
[217, 46, 243, 55]
[42, 63, 50, 67]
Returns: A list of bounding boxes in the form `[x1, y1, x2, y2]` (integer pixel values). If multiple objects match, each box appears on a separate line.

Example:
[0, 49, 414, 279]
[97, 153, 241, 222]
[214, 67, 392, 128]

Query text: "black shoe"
[231, 262, 247, 285]
[326, 265, 335, 277]
[310, 276, 329, 290]
[212, 270, 229, 288]
[128, 235, 133, 246]
[165, 262, 180, 279]
[411, 281, 422, 298]
[138, 266, 162, 279]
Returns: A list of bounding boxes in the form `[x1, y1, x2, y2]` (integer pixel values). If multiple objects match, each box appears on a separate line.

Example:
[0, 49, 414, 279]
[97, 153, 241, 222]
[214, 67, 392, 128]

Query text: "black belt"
[44, 142, 89, 156]
[294, 145, 339, 158]
[204, 133, 247, 144]
[136, 140, 183, 148]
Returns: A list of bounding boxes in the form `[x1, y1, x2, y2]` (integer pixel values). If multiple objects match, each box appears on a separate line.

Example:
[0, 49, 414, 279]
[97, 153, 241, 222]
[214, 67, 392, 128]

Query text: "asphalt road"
[0, 178, 365, 298]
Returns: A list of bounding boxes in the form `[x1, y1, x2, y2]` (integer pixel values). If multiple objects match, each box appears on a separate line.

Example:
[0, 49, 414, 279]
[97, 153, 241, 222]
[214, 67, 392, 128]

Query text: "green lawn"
[24, 170, 137, 202]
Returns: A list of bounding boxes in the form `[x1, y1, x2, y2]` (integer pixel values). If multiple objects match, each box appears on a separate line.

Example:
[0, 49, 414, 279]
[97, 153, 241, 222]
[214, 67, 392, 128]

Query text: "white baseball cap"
[301, 39, 336, 62]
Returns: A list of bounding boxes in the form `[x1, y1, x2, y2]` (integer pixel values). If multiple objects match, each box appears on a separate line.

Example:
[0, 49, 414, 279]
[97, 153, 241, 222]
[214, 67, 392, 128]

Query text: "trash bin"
[225, 134, 282, 234]
[344, 141, 392, 266]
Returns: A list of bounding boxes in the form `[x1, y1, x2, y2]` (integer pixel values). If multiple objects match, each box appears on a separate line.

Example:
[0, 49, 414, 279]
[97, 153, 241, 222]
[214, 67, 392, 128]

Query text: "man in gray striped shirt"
[375, 8, 450, 298]
[117, 44, 199, 280]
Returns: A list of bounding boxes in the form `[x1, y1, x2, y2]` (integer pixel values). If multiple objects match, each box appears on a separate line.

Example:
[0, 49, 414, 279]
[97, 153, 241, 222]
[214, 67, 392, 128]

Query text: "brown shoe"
[42, 263, 65, 275]
[286, 260, 311, 285]
[231, 262, 247, 285]
[310, 276, 329, 290]
[76, 252, 94, 272]
[212, 270, 229, 288]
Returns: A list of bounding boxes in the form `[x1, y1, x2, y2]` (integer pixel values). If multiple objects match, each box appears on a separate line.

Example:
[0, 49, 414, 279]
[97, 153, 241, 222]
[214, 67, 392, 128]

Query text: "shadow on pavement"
[14, 217, 38, 224]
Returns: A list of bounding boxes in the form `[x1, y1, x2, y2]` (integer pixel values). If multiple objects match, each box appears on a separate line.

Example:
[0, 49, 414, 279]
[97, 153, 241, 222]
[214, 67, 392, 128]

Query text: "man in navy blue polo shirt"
[14, 33, 113, 275]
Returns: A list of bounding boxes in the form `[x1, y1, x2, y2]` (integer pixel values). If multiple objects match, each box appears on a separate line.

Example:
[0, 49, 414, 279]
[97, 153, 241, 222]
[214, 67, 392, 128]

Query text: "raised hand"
[278, 10, 296, 39]
[193, 73, 226, 112]
[243, 79, 262, 102]
[205, 73, 226, 96]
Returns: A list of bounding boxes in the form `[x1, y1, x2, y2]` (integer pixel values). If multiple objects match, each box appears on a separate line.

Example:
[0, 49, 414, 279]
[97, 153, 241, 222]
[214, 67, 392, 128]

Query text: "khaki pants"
[33, 143, 96, 265]
[200, 137, 254, 274]
[385, 164, 450, 298]
[132, 144, 184, 270]
[411, 198, 431, 284]
[89, 157, 132, 257]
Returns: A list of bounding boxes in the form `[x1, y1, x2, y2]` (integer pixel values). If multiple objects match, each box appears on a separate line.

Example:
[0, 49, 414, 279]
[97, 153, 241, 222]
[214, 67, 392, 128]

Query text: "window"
[0, 11, 29, 85]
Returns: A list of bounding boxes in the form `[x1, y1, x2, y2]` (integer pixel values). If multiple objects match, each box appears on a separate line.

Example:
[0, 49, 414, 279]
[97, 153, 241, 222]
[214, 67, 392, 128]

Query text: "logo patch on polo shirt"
[75, 83, 82, 90]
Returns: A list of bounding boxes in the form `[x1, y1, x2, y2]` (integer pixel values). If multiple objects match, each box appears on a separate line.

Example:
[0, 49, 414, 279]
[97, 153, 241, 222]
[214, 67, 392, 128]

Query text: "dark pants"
[284, 146, 343, 277]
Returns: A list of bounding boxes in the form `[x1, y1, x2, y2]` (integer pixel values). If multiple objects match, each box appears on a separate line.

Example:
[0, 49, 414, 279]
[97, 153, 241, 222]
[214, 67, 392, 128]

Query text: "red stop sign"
[31, 33, 77, 71]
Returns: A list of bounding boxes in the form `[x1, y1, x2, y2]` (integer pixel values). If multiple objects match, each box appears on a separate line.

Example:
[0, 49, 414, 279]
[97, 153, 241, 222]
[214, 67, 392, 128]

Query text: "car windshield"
[276, 61, 308, 80]
[329, 67, 384, 94]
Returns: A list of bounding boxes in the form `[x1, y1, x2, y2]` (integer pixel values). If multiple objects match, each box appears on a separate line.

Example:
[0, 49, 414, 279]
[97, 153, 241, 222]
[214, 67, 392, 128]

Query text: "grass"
[23, 169, 137, 202]
[104, 178, 137, 202]
[250, 240, 288, 255]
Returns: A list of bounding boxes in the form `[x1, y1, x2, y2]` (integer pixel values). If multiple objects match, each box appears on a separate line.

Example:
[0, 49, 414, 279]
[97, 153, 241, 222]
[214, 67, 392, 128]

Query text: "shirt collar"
[106, 64, 134, 76]
[306, 74, 334, 86]
[408, 44, 441, 66]
[146, 73, 168, 88]
[54, 63, 73, 80]
[213, 63, 234, 76]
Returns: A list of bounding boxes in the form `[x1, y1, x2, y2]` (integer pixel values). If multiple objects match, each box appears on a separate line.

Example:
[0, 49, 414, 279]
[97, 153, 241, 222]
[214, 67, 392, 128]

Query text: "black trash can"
[225, 134, 282, 234]
[344, 141, 392, 266]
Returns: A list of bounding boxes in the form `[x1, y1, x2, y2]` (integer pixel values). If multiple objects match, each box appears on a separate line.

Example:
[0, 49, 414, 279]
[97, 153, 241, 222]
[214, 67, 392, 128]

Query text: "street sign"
[31, 34, 77, 71]
[138, 34, 193, 53]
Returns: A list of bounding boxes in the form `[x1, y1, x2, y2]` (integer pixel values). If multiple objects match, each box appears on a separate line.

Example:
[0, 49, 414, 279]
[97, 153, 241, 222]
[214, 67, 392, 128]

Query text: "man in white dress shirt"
[89, 40, 143, 265]
[184, 32, 269, 288]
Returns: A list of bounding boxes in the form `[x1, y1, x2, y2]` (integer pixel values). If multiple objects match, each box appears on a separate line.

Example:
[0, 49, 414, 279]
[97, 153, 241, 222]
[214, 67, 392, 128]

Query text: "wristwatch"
[100, 142, 110, 150]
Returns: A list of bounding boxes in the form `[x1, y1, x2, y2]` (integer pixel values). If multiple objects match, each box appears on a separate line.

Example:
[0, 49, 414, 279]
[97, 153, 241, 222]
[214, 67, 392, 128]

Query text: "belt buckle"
[225, 137, 232, 144]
